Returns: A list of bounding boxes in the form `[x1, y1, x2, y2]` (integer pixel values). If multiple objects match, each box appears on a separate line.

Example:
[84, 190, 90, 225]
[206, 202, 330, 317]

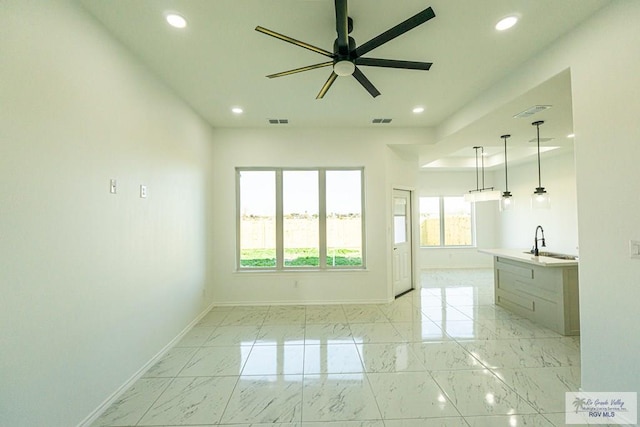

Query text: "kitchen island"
[480, 249, 580, 336]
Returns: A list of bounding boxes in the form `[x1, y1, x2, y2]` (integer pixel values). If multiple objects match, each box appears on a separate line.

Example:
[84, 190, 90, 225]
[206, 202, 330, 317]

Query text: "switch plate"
[110, 179, 117, 194]
[630, 240, 640, 259]
[140, 185, 147, 198]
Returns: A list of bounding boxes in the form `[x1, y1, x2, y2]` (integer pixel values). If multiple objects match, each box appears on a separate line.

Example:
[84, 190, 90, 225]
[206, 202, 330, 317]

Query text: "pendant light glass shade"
[464, 146, 501, 203]
[532, 188, 551, 209]
[531, 121, 551, 209]
[500, 193, 514, 211]
[499, 134, 513, 211]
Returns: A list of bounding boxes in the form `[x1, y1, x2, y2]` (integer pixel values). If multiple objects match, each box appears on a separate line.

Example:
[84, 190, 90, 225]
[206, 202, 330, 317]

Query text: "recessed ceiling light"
[495, 16, 518, 31]
[567, 133, 575, 138]
[166, 13, 187, 29]
[231, 107, 243, 114]
[412, 107, 425, 114]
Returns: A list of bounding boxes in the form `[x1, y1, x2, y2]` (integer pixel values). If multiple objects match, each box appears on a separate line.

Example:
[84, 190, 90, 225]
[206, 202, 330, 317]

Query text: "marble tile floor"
[92, 269, 587, 427]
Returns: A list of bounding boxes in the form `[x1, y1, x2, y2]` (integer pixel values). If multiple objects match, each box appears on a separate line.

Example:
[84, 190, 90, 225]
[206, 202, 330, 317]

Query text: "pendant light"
[464, 146, 501, 202]
[531, 120, 551, 209]
[500, 134, 513, 211]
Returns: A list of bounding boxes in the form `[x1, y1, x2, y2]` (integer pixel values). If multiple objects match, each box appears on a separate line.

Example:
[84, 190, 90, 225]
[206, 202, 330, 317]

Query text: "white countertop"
[479, 248, 579, 267]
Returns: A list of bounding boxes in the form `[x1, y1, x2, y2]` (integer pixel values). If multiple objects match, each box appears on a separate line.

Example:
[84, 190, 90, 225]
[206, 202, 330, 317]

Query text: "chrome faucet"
[533, 225, 546, 256]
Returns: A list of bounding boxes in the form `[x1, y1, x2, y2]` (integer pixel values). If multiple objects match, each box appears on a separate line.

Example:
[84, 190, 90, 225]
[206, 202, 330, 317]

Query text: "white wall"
[492, 151, 579, 255]
[567, 1, 640, 396]
[418, 170, 497, 268]
[436, 0, 640, 396]
[0, 1, 215, 426]
[209, 128, 421, 305]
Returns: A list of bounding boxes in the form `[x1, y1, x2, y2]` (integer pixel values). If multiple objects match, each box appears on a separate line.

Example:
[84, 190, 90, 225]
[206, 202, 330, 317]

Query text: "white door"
[393, 189, 413, 297]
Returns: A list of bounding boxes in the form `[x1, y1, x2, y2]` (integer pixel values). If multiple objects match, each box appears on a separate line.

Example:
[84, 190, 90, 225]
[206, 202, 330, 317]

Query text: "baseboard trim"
[211, 298, 390, 306]
[76, 300, 217, 427]
[395, 288, 415, 299]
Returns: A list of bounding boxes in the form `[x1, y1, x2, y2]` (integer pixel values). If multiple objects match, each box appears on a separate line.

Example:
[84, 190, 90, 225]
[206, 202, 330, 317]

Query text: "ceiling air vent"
[513, 105, 552, 119]
[372, 118, 392, 124]
[268, 119, 289, 124]
[529, 137, 554, 143]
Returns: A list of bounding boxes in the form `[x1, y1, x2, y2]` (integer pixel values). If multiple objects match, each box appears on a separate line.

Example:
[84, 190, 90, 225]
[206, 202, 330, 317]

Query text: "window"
[419, 196, 474, 247]
[237, 168, 364, 270]
[238, 170, 276, 267]
[283, 170, 319, 267]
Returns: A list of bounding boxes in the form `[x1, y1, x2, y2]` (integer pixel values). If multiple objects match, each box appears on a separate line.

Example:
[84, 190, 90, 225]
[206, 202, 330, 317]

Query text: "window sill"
[420, 246, 477, 249]
[234, 268, 369, 274]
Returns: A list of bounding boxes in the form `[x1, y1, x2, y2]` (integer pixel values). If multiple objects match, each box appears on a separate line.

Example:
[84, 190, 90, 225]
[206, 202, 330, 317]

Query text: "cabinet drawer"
[496, 289, 535, 312]
[496, 258, 534, 279]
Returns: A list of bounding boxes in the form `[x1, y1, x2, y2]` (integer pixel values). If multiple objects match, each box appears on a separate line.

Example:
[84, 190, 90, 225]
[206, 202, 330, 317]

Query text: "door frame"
[391, 186, 419, 299]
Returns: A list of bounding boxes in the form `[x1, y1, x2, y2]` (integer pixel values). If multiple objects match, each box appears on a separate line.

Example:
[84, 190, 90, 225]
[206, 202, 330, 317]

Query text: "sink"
[524, 251, 578, 260]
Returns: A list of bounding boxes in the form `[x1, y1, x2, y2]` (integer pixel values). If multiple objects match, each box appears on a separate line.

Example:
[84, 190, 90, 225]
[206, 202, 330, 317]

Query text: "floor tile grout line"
[361, 369, 386, 421]
[226, 376, 252, 425]
[131, 376, 178, 427]
[217, 305, 255, 425]
[473, 363, 547, 416]
[132, 318, 224, 426]
[388, 368, 466, 421]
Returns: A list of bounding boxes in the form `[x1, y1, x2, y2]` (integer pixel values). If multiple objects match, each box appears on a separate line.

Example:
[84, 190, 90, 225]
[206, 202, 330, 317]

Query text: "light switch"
[630, 240, 640, 259]
[110, 179, 117, 194]
[140, 185, 147, 198]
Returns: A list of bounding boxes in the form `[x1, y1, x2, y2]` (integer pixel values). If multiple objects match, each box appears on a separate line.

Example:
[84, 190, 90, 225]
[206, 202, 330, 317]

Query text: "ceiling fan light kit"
[334, 60, 355, 76]
[256, 0, 435, 99]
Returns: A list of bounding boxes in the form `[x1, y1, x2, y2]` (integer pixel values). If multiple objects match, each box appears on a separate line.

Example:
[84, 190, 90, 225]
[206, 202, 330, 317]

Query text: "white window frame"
[419, 196, 476, 248]
[236, 167, 366, 270]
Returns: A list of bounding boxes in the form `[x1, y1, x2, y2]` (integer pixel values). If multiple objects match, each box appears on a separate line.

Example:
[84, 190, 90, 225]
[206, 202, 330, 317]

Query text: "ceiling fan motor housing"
[333, 37, 357, 59]
[333, 36, 357, 75]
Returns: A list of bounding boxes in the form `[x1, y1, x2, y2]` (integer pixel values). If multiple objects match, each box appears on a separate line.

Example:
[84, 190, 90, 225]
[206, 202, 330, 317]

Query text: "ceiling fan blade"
[355, 57, 432, 71]
[354, 7, 435, 58]
[352, 67, 381, 98]
[335, 0, 349, 56]
[267, 62, 333, 78]
[256, 26, 334, 58]
[316, 72, 338, 99]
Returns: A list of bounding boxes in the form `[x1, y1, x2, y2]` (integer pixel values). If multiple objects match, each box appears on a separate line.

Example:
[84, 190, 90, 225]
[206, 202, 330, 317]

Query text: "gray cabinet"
[493, 256, 580, 336]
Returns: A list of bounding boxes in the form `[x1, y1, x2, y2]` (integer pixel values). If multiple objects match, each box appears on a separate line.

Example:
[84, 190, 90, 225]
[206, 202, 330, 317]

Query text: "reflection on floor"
[92, 268, 584, 427]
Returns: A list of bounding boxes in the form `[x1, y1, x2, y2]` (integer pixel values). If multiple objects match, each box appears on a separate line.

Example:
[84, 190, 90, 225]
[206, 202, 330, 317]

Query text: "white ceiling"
[416, 68, 576, 170]
[77, 0, 611, 168]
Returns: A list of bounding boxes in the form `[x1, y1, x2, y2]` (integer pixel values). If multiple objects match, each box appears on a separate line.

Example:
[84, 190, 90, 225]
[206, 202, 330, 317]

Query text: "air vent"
[529, 137, 554, 143]
[268, 119, 289, 124]
[513, 105, 552, 119]
[372, 118, 392, 124]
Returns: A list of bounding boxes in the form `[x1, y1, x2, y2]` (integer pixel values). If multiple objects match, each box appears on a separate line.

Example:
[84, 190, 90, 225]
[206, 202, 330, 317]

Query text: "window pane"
[443, 196, 472, 246]
[283, 170, 319, 267]
[393, 197, 407, 244]
[326, 170, 363, 267]
[239, 171, 276, 267]
[419, 197, 440, 246]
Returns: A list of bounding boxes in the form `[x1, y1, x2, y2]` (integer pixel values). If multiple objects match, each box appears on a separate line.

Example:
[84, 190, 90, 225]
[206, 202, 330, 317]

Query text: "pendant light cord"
[503, 135, 509, 192]
[474, 146, 480, 191]
[481, 146, 486, 190]
[536, 122, 542, 189]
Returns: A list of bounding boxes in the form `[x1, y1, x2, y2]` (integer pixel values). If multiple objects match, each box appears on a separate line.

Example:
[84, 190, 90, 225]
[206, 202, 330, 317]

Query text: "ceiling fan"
[255, 0, 435, 99]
